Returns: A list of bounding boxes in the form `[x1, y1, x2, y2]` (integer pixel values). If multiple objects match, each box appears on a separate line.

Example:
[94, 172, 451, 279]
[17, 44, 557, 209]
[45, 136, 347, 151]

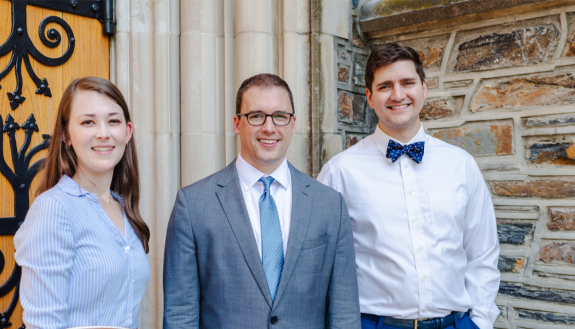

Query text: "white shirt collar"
[236, 153, 290, 191]
[372, 124, 427, 164]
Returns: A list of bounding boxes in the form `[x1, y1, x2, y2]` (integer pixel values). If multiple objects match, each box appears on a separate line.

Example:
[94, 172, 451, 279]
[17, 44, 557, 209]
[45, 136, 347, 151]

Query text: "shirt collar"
[236, 153, 291, 191]
[57, 174, 123, 203]
[372, 124, 427, 164]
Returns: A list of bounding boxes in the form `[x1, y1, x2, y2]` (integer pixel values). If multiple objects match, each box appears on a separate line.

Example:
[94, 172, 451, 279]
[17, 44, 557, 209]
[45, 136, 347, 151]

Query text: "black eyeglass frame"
[236, 112, 295, 126]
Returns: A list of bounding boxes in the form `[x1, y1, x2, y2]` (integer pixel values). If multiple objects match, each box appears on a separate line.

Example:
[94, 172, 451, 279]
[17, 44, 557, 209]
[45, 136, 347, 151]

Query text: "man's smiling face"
[234, 86, 296, 174]
[366, 60, 427, 138]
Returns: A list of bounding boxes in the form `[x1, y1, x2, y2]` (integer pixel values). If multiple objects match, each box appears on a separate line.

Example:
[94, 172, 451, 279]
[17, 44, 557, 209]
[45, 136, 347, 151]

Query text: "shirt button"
[131, 278, 135, 283]
[404, 163, 408, 169]
[424, 307, 428, 312]
[408, 190, 413, 195]
[418, 247, 423, 252]
[124, 246, 130, 252]
[412, 218, 417, 223]
[128, 313, 132, 317]
[422, 277, 426, 282]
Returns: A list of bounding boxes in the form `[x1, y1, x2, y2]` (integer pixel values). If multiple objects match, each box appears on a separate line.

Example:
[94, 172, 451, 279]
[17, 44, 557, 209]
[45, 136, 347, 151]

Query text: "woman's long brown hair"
[38, 77, 150, 253]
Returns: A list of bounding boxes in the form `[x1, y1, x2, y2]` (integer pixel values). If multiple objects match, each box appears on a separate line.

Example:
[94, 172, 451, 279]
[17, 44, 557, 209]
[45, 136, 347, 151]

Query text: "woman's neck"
[72, 168, 115, 201]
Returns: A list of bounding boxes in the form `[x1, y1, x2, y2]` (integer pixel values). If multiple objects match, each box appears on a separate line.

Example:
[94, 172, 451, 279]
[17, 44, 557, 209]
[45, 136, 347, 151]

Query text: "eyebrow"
[376, 78, 418, 86]
[245, 110, 292, 114]
[79, 112, 122, 117]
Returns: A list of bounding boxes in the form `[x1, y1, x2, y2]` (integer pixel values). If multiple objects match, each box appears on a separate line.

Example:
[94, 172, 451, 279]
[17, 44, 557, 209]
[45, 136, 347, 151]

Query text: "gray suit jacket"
[163, 159, 360, 329]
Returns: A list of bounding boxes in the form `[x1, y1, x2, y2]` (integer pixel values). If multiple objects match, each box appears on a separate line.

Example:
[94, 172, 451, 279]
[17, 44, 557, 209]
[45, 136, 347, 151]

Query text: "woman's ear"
[61, 129, 70, 146]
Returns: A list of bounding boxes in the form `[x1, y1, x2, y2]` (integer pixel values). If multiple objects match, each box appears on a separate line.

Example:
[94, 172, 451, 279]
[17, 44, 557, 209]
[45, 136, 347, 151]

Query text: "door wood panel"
[0, 1, 109, 327]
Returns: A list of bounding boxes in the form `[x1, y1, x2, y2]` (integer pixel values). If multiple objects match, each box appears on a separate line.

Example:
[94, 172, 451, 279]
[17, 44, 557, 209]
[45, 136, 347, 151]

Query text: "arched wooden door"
[0, 1, 111, 327]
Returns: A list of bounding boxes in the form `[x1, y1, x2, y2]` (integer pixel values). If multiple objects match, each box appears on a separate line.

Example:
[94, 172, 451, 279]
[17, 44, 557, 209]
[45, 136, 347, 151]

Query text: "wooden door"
[0, 1, 110, 327]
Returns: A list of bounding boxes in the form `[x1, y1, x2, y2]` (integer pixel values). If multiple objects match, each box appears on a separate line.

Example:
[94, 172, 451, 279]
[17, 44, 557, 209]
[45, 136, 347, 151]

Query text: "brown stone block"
[450, 16, 560, 73]
[566, 35, 575, 57]
[420, 96, 464, 121]
[470, 72, 575, 112]
[352, 95, 366, 122]
[392, 34, 450, 71]
[498, 256, 526, 273]
[564, 13, 575, 57]
[347, 134, 365, 148]
[431, 121, 513, 156]
[337, 91, 367, 124]
[444, 79, 474, 89]
[524, 113, 575, 128]
[539, 242, 575, 265]
[337, 44, 352, 61]
[548, 208, 575, 231]
[525, 135, 575, 166]
[338, 65, 350, 83]
[492, 179, 575, 198]
[426, 78, 439, 89]
[338, 91, 353, 124]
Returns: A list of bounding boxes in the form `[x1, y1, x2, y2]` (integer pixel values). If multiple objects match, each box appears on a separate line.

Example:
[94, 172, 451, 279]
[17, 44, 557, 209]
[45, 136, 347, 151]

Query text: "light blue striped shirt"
[14, 175, 150, 329]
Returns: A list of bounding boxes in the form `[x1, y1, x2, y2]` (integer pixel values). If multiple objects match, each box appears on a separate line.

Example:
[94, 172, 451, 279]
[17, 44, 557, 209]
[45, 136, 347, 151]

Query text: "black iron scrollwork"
[0, 114, 49, 328]
[0, 0, 115, 110]
[0, 114, 50, 236]
[0, 2, 114, 327]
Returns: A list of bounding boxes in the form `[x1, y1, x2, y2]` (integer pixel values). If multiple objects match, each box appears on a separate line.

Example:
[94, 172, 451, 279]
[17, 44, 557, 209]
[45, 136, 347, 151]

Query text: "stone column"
[310, 0, 350, 176]
[281, 0, 311, 173]
[235, 0, 279, 84]
[180, 0, 236, 186]
[235, 0, 314, 173]
[112, 0, 181, 327]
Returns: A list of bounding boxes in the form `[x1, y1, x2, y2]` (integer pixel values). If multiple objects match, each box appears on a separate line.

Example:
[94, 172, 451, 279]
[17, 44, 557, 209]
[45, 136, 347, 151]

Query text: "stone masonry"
[345, 1, 575, 328]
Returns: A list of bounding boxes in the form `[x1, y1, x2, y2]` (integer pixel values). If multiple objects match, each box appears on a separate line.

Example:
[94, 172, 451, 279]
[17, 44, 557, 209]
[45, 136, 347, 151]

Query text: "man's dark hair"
[236, 73, 295, 115]
[364, 43, 426, 93]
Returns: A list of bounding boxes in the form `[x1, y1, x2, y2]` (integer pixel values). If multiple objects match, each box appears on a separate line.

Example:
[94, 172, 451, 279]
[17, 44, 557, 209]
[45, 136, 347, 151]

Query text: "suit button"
[270, 316, 278, 324]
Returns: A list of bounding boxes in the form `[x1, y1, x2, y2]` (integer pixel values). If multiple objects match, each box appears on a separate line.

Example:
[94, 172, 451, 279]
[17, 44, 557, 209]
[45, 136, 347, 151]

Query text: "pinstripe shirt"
[14, 175, 150, 329]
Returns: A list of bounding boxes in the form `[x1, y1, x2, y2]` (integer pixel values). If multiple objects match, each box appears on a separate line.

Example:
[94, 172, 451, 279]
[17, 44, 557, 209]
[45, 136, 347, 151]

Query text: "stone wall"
[341, 1, 575, 328]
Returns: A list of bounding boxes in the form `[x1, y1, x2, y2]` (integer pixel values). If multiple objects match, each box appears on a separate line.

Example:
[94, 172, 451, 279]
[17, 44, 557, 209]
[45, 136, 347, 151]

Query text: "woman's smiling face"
[65, 90, 133, 176]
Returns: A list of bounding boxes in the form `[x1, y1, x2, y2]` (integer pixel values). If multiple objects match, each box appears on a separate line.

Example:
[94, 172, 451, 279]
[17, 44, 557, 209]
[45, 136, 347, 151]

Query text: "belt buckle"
[413, 319, 417, 329]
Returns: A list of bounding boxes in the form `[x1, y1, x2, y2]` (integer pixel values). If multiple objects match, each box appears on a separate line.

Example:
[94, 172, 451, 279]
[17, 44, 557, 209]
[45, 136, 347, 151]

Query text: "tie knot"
[259, 176, 275, 192]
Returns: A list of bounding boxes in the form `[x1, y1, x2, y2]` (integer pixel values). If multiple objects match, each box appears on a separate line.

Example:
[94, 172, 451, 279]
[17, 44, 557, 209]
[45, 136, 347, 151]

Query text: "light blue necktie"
[259, 176, 284, 302]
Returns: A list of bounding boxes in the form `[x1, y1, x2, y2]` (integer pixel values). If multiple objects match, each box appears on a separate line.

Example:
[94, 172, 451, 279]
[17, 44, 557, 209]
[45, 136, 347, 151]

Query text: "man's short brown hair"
[236, 73, 295, 115]
[364, 43, 426, 93]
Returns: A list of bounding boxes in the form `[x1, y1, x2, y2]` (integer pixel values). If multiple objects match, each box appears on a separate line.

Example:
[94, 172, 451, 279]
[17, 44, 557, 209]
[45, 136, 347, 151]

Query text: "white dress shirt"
[317, 125, 500, 329]
[236, 153, 292, 258]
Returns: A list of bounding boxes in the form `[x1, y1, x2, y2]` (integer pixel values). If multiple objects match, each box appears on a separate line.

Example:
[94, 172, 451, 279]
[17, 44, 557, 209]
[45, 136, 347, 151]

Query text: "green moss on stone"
[373, 0, 470, 17]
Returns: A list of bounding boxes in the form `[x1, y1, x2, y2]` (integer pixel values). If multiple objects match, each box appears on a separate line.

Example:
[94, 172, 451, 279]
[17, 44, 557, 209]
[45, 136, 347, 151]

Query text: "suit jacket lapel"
[273, 163, 312, 309]
[215, 160, 273, 308]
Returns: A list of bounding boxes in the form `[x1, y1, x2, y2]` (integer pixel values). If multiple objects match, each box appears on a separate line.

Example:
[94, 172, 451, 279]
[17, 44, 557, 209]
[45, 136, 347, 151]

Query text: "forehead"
[373, 60, 420, 82]
[70, 90, 123, 116]
[241, 86, 291, 112]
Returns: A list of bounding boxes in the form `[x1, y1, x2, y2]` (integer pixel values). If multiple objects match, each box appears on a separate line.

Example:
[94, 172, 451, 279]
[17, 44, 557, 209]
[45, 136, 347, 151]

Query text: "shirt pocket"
[429, 192, 467, 240]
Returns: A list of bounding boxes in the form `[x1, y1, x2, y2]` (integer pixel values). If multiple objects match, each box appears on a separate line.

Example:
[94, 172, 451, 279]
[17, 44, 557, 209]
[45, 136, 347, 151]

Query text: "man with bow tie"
[317, 44, 500, 329]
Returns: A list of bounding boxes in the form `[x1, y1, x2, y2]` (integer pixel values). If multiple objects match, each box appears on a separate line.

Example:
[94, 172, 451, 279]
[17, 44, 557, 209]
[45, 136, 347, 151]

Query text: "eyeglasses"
[237, 112, 294, 126]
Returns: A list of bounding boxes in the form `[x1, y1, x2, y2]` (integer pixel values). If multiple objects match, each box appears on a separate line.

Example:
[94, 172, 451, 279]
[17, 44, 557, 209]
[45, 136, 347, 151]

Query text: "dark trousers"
[361, 313, 480, 329]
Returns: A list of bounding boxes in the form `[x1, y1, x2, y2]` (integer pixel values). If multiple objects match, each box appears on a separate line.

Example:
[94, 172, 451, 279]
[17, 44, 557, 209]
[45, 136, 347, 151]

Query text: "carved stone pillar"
[180, 0, 236, 186]
[112, 0, 181, 327]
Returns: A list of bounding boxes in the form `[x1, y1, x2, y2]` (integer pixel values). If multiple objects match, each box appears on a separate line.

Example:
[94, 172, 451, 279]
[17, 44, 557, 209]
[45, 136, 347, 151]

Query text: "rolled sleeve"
[463, 163, 501, 329]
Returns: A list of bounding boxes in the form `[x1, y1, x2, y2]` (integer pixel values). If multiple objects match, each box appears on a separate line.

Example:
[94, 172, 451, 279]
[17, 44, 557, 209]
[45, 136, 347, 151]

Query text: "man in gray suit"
[163, 73, 360, 328]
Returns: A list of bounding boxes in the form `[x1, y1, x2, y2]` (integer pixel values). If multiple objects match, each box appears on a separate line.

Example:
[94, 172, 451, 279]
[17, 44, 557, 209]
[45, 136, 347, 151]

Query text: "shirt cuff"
[470, 315, 493, 329]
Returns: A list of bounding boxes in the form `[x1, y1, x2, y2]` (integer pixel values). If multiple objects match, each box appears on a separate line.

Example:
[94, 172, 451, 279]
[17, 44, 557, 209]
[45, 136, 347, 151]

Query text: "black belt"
[361, 312, 467, 329]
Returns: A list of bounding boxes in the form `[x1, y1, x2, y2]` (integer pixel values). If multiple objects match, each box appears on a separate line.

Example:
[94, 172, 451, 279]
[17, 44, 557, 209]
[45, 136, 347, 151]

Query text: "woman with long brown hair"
[14, 77, 150, 329]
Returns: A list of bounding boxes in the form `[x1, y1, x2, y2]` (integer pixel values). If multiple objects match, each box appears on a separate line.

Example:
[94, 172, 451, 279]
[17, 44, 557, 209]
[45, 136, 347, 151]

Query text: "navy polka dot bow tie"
[386, 139, 425, 164]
